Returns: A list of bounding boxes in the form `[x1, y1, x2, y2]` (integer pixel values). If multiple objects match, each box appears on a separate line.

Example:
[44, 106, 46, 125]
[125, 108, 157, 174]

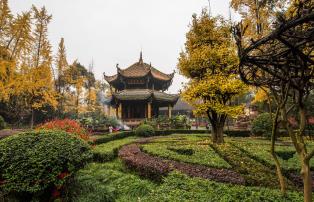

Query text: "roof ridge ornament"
[139, 51, 143, 64]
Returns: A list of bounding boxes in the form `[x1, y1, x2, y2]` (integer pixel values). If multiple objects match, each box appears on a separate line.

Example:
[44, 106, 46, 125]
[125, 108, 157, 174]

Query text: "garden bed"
[64, 134, 314, 201]
[119, 143, 245, 184]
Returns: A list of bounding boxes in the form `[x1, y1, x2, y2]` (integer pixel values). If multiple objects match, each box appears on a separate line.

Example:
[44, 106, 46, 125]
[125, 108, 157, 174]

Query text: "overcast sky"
[10, 0, 233, 93]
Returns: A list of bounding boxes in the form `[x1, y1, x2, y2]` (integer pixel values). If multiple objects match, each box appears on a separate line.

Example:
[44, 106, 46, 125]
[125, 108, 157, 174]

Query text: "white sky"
[10, 0, 233, 93]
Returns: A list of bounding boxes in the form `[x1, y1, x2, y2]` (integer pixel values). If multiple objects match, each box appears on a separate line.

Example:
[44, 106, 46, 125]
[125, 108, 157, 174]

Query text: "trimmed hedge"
[0, 130, 92, 199]
[119, 144, 244, 184]
[93, 131, 134, 145]
[92, 130, 251, 145]
[93, 137, 138, 162]
[135, 124, 155, 137]
[224, 130, 251, 137]
[156, 129, 250, 137]
[155, 129, 209, 136]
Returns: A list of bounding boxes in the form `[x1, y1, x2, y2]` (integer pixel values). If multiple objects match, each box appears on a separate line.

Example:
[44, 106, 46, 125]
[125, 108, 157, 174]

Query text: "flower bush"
[0, 130, 92, 200]
[37, 119, 90, 141]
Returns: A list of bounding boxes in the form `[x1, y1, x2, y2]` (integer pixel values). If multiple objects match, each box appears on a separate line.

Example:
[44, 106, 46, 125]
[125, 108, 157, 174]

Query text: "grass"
[92, 136, 139, 162]
[66, 134, 312, 201]
[68, 161, 305, 202]
[210, 141, 292, 188]
[67, 160, 156, 202]
[229, 138, 314, 171]
[141, 172, 305, 202]
[141, 134, 231, 169]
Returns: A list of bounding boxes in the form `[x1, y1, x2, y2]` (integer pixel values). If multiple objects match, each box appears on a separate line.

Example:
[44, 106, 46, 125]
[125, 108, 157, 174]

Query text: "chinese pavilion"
[104, 52, 179, 126]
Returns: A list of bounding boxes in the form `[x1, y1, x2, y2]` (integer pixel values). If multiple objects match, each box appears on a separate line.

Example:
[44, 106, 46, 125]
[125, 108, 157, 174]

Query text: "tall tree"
[66, 61, 89, 115]
[55, 37, 68, 115]
[178, 11, 248, 144]
[231, 0, 288, 38]
[86, 61, 96, 112]
[0, 0, 12, 46]
[26, 6, 56, 127]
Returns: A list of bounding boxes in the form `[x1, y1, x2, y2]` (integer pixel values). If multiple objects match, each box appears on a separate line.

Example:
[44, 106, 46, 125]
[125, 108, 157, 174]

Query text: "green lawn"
[67, 161, 156, 202]
[228, 138, 314, 171]
[69, 161, 304, 202]
[92, 136, 139, 162]
[66, 134, 312, 201]
[142, 135, 231, 169]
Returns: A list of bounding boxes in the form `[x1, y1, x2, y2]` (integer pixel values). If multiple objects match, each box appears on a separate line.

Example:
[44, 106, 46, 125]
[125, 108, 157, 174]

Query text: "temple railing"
[122, 118, 144, 127]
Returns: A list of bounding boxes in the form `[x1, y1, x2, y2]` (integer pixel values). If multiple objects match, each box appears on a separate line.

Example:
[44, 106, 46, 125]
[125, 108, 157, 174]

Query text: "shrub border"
[93, 130, 252, 145]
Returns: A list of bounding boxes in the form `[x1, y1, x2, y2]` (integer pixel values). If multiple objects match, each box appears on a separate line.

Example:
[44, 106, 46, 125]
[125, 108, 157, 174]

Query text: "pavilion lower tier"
[109, 100, 173, 126]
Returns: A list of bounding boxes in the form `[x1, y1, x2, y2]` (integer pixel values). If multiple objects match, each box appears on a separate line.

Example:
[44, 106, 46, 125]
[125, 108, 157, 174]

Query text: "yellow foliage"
[178, 11, 249, 119]
[182, 74, 248, 118]
[252, 88, 269, 104]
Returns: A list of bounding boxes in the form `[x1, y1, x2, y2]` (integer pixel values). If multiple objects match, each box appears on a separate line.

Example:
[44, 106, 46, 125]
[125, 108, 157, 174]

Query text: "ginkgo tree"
[178, 11, 248, 144]
[0, 2, 57, 127]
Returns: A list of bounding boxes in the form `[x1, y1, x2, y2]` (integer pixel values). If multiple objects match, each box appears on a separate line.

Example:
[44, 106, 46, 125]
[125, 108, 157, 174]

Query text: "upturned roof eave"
[110, 89, 179, 103]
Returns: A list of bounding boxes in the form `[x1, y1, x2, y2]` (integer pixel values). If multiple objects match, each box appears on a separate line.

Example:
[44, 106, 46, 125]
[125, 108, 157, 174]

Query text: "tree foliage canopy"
[178, 11, 248, 143]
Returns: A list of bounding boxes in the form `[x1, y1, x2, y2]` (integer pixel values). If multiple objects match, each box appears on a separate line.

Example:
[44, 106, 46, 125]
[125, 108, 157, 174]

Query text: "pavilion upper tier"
[104, 52, 175, 91]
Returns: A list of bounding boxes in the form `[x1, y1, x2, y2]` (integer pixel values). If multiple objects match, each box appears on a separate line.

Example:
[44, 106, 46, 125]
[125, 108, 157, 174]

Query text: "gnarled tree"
[234, 1, 314, 200]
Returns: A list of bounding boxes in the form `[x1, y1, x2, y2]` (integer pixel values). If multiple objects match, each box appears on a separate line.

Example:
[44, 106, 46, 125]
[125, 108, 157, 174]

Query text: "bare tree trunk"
[211, 121, 224, 144]
[282, 105, 312, 201]
[299, 105, 312, 202]
[30, 109, 34, 129]
[270, 107, 286, 194]
[208, 111, 226, 144]
[301, 155, 312, 202]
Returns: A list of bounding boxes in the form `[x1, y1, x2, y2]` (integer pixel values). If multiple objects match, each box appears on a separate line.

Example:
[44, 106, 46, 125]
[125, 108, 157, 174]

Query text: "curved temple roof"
[104, 52, 175, 90]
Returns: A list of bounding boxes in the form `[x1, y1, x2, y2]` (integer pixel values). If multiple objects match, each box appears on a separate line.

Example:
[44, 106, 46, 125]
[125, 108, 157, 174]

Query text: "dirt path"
[0, 129, 25, 139]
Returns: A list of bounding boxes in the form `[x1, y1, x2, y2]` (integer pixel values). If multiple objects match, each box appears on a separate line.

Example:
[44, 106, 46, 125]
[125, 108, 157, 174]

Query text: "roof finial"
[139, 51, 143, 63]
[208, 0, 211, 18]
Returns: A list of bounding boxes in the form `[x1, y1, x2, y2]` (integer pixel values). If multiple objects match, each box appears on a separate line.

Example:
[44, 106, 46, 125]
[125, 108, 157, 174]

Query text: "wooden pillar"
[128, 105, 131, 119]
[148, 102, 152, 119]
[108, 106, 111, 116]
[118, 103, 122, 119]
[115, 106, 118, 118]
[168, 104, 172, 118]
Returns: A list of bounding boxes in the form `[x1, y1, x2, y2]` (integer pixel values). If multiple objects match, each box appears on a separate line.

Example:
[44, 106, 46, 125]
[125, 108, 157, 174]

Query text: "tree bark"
[301, 155, 312, 202]
[281, 106, 312, 201]
[211, 122, 224, 144]
[207, 111, 226, 144]
[270, 107, 286, 194]
[30, 109, 34, 129]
